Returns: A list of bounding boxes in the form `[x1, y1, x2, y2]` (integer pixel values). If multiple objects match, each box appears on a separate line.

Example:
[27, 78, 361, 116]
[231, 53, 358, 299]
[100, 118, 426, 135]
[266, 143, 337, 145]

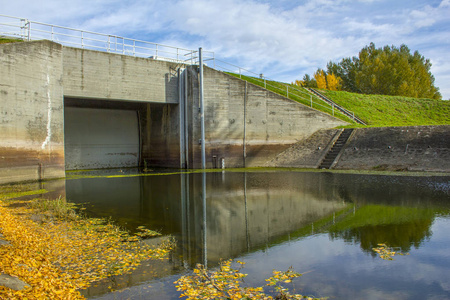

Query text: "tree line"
[295, 43, 442, 100]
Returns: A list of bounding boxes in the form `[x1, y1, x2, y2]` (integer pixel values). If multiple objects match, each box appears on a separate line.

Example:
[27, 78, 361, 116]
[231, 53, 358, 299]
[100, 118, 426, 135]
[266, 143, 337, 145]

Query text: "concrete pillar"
[0, 40, 65, 184]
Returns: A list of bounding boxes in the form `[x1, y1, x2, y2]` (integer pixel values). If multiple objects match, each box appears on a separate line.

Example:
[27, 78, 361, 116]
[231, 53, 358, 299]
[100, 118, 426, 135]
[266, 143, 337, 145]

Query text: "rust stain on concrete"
[0, 147, 64, 168]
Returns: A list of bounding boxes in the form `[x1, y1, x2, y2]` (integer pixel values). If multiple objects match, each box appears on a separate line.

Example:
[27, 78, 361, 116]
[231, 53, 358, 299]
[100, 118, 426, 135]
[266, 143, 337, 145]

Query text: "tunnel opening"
[64, 98, 181, 171]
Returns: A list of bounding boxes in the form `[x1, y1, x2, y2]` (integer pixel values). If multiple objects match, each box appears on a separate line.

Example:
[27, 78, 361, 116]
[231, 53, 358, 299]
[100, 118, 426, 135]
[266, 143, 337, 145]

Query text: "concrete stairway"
[319, 129, 354, 169]
[305, 88, 366, 125]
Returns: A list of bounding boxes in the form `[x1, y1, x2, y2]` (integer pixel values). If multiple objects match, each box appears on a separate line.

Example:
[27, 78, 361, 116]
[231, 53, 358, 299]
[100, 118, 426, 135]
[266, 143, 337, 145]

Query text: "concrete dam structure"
[0, 40, 345, 184]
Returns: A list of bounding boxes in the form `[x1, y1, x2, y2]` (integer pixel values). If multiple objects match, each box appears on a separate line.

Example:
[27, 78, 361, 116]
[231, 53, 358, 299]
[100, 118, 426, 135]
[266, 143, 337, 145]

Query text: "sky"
[1, 0, 450, 99]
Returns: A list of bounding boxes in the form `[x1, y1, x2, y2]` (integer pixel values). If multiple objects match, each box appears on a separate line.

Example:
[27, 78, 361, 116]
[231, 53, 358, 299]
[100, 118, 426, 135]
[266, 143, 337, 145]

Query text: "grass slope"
[321, 90, 450, 127]
[226, 73, 357, 124]
[227, 72, 450, 127]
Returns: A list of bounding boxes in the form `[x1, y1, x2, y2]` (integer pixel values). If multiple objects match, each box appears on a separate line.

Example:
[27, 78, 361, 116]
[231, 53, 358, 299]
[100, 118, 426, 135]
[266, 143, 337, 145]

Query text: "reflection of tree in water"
[328, 205, 435, 254]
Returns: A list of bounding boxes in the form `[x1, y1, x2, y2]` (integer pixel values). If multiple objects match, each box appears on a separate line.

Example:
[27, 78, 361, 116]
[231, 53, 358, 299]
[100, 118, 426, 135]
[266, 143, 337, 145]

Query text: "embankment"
[268, 125, 450, 173]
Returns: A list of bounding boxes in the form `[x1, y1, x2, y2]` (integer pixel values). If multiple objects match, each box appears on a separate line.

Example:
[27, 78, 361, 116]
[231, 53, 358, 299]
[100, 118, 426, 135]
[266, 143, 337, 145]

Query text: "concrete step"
[318, 129, 354, 169]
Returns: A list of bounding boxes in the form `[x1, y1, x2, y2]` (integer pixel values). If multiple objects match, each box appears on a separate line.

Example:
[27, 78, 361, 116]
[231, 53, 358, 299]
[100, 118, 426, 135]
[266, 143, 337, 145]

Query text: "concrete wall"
[62, 46, 183, 169]
[269, 125, 450, 173]
[186, 66, 348, 168]
[336, 125, 450, 172]
[266, 129, 341, 168]
[0, 40, 65, 184]
[62, 46, 180, 103]
[142, 103, 181, 168]
[64, 107, 140, 170]
[0, 41, 183, 183]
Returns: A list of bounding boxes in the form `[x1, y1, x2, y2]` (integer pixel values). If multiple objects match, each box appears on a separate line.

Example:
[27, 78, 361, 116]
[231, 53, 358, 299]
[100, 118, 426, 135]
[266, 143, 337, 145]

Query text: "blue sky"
[2, 0, 450, 99]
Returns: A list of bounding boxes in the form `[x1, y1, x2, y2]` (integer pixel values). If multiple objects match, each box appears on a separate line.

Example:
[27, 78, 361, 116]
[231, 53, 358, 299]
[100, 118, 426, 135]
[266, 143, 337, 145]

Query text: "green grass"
[226, 73, 358, 124]
[321, 90, 450, 127]
[0, 37, 23, 44]
[226, 72, 450, 127]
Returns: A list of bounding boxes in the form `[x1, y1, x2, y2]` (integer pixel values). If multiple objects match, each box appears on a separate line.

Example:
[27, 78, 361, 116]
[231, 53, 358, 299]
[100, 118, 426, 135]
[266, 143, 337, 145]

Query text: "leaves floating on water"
[0, 194, 173, 299]
[135, 226, 162, 238]
[372, 243, 410, 260]
[175, 259, 323, 299]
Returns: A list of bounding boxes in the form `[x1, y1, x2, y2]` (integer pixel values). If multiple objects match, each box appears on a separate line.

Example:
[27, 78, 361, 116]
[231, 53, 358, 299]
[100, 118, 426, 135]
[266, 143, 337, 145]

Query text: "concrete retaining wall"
[336, 125, 450, 172]
[0, 40, 65, 184]
[266, 129, 342, 168]
[62, 47, 179, 103]
[0, 41, 183, 183]
[186, 66, 347, 168]
[269, 125, 450, 173]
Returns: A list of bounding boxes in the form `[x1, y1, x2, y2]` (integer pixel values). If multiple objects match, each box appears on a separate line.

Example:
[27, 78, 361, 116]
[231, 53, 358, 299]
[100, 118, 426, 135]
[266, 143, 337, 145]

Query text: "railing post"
[286, 86, 289, 98]
[133, 40, 136, 56]
[310, 95, 313, 107]
[155, 44, 158, 57]
[51, 26, 54, 41]
[239, 68, 242, 79]
[264, 77, 266, 88]
[27, 21, 31, 41]
[81, 31, 84, 48]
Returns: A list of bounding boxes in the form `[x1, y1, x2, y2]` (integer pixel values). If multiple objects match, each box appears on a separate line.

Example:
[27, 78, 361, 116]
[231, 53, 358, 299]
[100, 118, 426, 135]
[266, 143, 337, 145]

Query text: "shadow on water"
[65, 170, 450, 299]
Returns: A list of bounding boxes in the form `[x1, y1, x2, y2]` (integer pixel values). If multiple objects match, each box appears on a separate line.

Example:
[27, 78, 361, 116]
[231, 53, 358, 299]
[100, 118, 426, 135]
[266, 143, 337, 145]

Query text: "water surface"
[66, 170, 450, 299]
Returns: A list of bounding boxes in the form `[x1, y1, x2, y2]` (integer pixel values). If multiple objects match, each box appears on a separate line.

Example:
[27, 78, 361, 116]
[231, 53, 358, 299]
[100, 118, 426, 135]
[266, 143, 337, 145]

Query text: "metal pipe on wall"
[199, 48, 206, 169]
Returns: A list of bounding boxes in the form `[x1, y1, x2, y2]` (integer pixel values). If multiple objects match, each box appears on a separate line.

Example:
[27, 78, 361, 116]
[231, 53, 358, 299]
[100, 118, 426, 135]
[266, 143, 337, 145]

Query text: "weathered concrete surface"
[266, 129, 341, 168]
[0, 40, 65, 184]
[143, 103, 181, 168]
[269, 125, 450, 172]
[336, 125, 450, 172]
[0, 40, 183, 180]
[62, 46, 180, 103]
[64, 107, 140, 170]
[186, 66, 348, 168]
[0, 273, 30, 291]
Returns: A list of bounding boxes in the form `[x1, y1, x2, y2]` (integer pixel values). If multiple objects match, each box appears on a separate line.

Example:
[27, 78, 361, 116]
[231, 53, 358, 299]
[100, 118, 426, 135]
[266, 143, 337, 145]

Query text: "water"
[65, 170, 450, 299]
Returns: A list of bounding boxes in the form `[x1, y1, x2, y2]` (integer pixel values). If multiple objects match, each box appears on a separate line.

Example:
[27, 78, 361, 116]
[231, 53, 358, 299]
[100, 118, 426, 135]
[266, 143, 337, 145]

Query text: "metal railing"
[306, 88, 366, 125]
[201, 56, 360, 123]
[1, 14, 359, 123]
[0, 14, 202, 63]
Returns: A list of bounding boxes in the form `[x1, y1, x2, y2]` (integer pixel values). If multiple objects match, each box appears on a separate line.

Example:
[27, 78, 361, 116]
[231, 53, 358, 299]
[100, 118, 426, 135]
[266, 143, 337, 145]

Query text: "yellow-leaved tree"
[326, 73, 342, 91]
[314, 70, 327, 89]
[313, 69, 341, 90]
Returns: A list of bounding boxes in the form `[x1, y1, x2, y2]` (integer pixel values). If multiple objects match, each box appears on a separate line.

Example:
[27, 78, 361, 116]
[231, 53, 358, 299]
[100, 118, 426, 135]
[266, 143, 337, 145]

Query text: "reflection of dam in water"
[66, 171, 350, 266]
[66, 171, 448, 267]
[178, 172, 349, 265]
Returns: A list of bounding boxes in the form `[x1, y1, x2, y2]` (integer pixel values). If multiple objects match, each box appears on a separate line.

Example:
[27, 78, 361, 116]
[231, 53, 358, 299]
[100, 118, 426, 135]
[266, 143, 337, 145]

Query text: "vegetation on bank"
[0, 184, 173, 299]
[226, 73, 357, 124]
[0, 37, 23, 44]
[227, 72, 450, 127]
[320, 89, 450, 127]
